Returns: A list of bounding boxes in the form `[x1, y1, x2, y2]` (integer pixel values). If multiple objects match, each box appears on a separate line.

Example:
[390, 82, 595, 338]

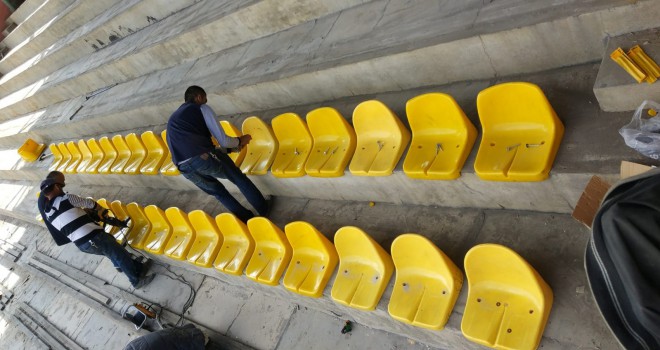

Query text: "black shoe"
[139, 259, 153, 279]
[134, 274, 155, 289]
[263, 196, 275, 217]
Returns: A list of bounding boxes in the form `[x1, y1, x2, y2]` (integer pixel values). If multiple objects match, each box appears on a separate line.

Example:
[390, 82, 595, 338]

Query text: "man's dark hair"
[42, 184, 57, 195]
[184, 86, 206, 103]
[47, 171, 63, 179]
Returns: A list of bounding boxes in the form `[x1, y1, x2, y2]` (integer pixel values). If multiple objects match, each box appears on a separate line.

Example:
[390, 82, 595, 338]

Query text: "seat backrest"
[49, 144, 63, 171]
[187, 210, 223, 267]
[85, 139, 104, 174]
[245, 217, 292, 285]
[56, 142, 72, 171]
[143, 205, 172, 254]
[389, 233, 463, 330]
[283, 221, 338, 297]
[111, 135, 131, 174]
[139, 131, 166, 175]
[159, 130, 180, 176]
[124, 133, 146, 174]
[214, 212, 254, 275]
[271, 113, 312, 177]
[125, 202, 151, 249]
[164, 207, 195, 261]
[477, 82, 559, 129]
[240, 116, 279, 175]
[331, 226, 394, 310]
[76, 139, 93, 173]
[349, 100, 411, 176]
[305, 107, 356, 177]
[98, 137, 118, 174]
[64, 141, 82, 173]
[220, 121, 246, 166]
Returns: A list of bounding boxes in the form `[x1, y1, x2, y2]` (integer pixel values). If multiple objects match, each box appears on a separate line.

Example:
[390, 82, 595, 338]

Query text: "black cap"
[40, 178, 57, 191]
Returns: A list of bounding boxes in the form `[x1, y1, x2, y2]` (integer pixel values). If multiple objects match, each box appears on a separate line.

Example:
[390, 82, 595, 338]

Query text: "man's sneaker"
[134, 274, 155, 289]
[139, 259, 153, 279]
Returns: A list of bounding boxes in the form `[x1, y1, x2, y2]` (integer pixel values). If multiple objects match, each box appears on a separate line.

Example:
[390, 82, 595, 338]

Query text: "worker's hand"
[95, 204, 106, 218]
[238, 135, 252, 148]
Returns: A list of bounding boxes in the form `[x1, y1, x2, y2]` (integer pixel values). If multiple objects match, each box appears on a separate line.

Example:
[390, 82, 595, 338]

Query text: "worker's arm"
[200, 104, 240, 149]
[66, 194, 105, 216]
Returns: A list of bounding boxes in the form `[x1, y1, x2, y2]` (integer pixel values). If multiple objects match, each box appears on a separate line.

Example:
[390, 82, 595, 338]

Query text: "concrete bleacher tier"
[0, 0, 658, 349]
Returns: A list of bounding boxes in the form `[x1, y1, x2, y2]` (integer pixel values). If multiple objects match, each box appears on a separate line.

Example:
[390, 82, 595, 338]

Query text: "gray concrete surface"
[1, 0, 75, 49]
[594, 28, 660, 111]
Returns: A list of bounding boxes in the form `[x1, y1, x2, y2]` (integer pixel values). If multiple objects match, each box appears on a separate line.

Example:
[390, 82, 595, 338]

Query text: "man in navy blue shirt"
[166, 86, 268, 222]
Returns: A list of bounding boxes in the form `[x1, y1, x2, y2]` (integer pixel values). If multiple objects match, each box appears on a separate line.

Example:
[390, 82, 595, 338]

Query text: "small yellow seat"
[85, 139, 104, 174]
[245, 217, 292, 285]
[143, 205, 172, 255]
[213, 213, 254, 275]
[96, 198, 121, 239]
[48, 144, 63, 171]
[125, 202, 151, 250]
[474, 82, 564, 181]
[388, 234, 463, 330]
[140, 131, 166, 175]
[349, 100, 411, 176]
[124, 133, 146, 175]
[159, 130, 180, 176]
[220, 121, 247, 166]
[98, 136, 118, 174]
[462, 244, 553, 350]
[331, 226, 393, 310]
[240, 116, 278, 175]
[110, 200, 130, 243]
[56, 142, 72, 172]
[18, 138, 46, 162]
[76, 139, 93, 173]
[283, 221, 338, 298]
[110, 135, 131, 174]
[186, 210, 223, 268]
[65, 141, 82, 174]
[164, 207, 195, 261]
[305, 107, 356, 177]
[403, 93, 477, 180]
[270, 113, 312, 178]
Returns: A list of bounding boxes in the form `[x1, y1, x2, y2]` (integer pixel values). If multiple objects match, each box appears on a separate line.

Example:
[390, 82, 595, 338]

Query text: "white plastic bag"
[619, 100, 660, 159]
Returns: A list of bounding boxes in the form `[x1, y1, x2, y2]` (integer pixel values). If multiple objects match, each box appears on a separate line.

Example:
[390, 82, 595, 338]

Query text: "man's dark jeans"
[77, 231, 142, 286]
[178, 149, 267, 222]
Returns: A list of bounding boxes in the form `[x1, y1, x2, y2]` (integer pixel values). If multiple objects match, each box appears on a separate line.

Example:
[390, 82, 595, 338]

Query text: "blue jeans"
[178, 149, 267, 222]
[78, 231, 142, 287]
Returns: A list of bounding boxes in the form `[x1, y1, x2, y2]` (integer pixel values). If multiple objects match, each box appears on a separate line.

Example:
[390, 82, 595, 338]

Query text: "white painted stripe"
[67, 223, 100, 242]
[50, 208, 86, 230]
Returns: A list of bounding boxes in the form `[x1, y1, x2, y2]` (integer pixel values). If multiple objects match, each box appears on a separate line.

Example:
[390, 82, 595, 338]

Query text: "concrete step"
[0, 0, 120, 75]
[1, 0, 658, 122]
[0, 180, 621, 350]
[3, 0, 46, 30]
[0, 0, 200, 97]
[0, 64, 650, 214]
[594, 28, 660, 112]
[1, 0, 75, 50]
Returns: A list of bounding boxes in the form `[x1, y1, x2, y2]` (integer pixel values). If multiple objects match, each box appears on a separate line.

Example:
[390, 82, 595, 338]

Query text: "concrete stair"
[1, 0, 74, 49]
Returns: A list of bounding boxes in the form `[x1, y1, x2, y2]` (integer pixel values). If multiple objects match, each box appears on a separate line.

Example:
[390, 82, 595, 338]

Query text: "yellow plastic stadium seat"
[270, 113, 313, 178]
[110, 200, 130, 243]
[76, 140, 93, 173]
[474, 82, 564, 181]
[18, 138, 46, 162]
[245, 217, 292, 285]
[240, 116, 278, 175]
[187, 210, 223, 268]
[220, 121, 247, 166]
[349, 100, 411, 176]
[140, 131, 166, 175]
[110, 135, 131, 174]
[305, 107, 356, 177]
[331, 227, 393, 310]
[388, 234, 463, 330]
[143, 205, 172, 255]
[98, 137, 118, 174]
[96, 198, 120, 237]
[124, 133, 146, 175]
[462, 244, 553, 350]
[64, 141, 82, 174]
[85, 139, 104, 174]
[403, 93, 477, 180]
[159, 130, 180, 176]
[48, 144, 63, 171]
[125, 202, 152, 250]
[213, 213, 254, 275]
[56, 143, 72, 172]
[283, 221, 338, 298]
[164, 207, 195, 261]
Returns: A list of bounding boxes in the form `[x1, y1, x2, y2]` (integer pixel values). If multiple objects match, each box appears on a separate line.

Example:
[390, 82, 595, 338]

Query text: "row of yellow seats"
[213, 82, 563, 181]
[48, 131, 181, 176]
[99, 197, 552, 350]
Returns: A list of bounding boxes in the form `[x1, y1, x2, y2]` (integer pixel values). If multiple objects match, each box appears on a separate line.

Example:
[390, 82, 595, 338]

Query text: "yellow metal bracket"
[628, 45, 660, 84]
[610, 47, 646, 83]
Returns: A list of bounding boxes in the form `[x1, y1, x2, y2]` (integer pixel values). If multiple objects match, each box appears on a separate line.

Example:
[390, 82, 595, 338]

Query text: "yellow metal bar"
[610, 47, 646, 83]
[628, 45, 660, 84]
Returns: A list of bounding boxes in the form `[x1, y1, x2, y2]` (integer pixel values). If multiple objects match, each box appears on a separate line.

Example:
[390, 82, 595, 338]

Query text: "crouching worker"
[40, 177, 155, 289]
